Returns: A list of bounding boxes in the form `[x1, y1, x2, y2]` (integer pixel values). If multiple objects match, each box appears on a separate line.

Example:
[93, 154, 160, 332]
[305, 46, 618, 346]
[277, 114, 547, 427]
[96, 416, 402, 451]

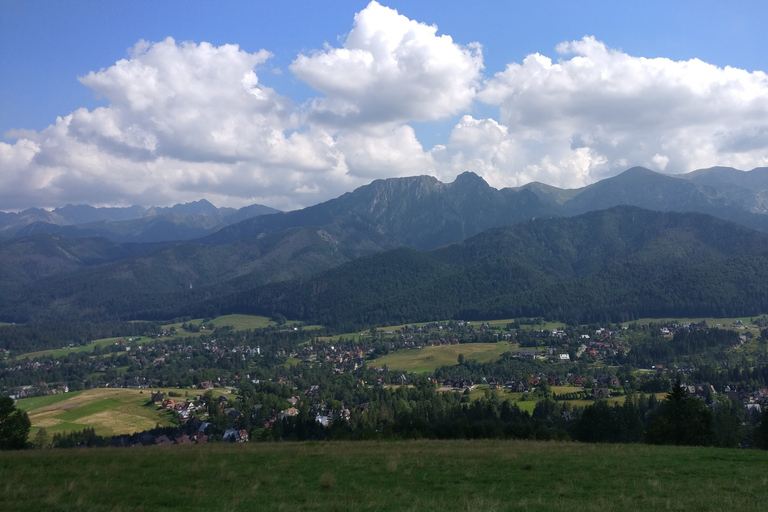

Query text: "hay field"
[17, 388, 191, 436]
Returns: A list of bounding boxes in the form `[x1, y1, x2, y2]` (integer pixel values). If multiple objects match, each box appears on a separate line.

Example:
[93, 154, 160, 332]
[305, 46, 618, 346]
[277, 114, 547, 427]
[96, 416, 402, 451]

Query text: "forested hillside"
[4, 207, 768, 329]
[224, 207, 768, 328]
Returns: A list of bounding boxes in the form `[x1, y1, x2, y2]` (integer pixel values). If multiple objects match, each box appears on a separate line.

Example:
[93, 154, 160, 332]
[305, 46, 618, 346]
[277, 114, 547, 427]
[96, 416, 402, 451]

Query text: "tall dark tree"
[0, 396, 31, 450]
[645, 379, 714, 446]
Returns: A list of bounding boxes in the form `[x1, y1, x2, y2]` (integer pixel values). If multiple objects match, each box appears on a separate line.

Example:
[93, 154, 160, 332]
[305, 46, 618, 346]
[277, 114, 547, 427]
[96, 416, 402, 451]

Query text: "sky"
[2, 1, 768, 212]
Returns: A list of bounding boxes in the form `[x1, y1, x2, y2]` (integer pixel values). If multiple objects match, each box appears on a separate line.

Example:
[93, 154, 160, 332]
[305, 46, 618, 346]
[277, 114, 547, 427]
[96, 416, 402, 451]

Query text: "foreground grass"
[1, 440, 767, 511]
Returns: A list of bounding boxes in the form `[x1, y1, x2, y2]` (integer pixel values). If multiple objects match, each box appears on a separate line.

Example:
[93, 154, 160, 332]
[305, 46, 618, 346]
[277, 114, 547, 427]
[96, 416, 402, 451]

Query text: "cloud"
[6, 9, 768, 212]
[290, 1, 483, 127]
[0, 37, 347, 211]
[335, 125, 434, 179]
[473, 36, 768, 188]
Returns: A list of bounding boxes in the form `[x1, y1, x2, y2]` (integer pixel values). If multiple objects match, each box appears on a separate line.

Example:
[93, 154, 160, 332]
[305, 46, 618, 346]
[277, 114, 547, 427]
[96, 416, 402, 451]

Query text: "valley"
[4, 167, 768, 507]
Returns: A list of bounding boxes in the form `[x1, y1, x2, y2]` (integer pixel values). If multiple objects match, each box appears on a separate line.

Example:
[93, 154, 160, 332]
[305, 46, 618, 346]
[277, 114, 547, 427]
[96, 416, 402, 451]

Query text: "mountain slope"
[0, 234, 165, 287]
[204, 172, 558, 251]
[220, 207, 768, 327]
[0, 227, 350, 323]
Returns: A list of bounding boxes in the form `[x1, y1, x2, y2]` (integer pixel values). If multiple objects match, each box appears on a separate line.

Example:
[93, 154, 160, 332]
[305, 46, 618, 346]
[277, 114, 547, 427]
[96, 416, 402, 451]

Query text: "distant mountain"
[679, 166, 768, 213]
[1, 200, 280, 243]
[203, 172, 558, 251]
[528, 166, 768, 233]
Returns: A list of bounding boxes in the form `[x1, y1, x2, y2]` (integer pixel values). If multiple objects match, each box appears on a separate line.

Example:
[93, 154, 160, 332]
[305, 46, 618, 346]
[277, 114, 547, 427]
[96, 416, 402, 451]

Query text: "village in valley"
[4, 313, 768, 448]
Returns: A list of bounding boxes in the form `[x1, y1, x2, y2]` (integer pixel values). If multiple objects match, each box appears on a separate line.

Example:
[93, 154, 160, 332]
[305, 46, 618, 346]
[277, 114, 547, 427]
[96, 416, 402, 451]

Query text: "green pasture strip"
[15, 391, 85, 412]
[372, 341, 512, 373]
[13, 314, 292, 361]
[624, 316, 762, 328]
[4, 440, 768, 512]
[209, 314, 276, 330]
[17, 337, 127, 360]
[162, 314, 277, 332]
[551, 385, 582, 394]
[54, 398, 125, 422]
[316, 332, 367, 343]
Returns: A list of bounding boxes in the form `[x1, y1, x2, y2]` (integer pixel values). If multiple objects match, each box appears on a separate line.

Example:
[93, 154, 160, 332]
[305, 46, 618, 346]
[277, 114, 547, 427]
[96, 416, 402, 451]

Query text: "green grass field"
[18, 336, 133, 360]
[15, 388, 210, 437]
[13, 314, 286, 360]
[1, 440, 767, 511]
[372, 341, 514, 373]
[623, 316, 762, 329]
[161, 314, 278, 337]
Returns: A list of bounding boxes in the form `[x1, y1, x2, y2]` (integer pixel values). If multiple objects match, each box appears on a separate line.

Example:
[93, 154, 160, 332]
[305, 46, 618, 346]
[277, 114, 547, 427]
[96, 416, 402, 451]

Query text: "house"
[280, 407, 299, 419]
[174, 435, 192, 445]
[190, 433, 208, 444]
[155, 435, 172, 446]
[151, 392, 164, 403]
[223, 429, 239, 443]
[594, 388, 611, 399]
[224, 408, 242, 418]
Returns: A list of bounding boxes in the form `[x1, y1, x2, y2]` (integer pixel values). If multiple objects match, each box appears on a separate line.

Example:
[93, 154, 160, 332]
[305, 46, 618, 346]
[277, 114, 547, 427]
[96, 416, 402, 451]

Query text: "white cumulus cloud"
[5, 9, 768, 212]
[473, 36, 768, 188]
[290, 1, 483, 127]
[0, 37, 345, 210]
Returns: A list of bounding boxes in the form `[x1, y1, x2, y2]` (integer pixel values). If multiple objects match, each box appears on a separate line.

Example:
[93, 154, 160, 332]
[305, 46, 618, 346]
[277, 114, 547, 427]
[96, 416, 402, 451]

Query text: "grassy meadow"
[2, 440, 767, 511]
[372, 341, 515, 373]
[15, 388, 201, 437]
[13, 314, 283, 360]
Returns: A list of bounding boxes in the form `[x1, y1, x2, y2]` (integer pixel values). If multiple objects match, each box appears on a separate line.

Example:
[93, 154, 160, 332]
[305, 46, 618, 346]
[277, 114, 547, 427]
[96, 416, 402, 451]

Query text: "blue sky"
[2, 1, 768, 211]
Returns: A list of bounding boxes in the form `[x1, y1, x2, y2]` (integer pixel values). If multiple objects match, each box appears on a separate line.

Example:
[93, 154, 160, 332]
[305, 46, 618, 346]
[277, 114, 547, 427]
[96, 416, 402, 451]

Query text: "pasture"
[2, 440, 768, 511]
[16, 388, 198, 437]
[372, 341, 513, 373]
[13, 314, 286, 360]
[623, 316, 763, 330]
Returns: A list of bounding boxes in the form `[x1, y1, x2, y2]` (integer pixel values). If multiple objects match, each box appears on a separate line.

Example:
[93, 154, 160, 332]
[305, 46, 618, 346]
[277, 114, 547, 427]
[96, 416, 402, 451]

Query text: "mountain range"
[3, 165, 768, 329]
[0, 200, 280, 243]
